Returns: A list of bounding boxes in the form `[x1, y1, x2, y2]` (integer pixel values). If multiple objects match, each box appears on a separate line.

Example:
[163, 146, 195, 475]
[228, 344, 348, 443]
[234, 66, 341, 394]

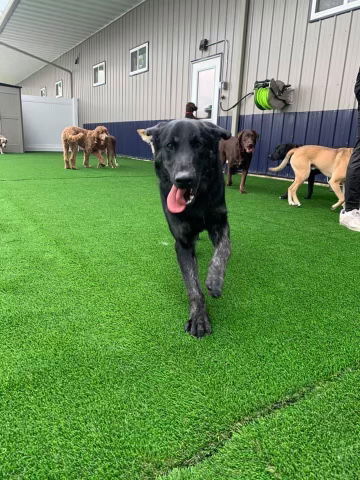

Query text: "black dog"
[141, 119, 231, 337]
[269, 143, 320, 199]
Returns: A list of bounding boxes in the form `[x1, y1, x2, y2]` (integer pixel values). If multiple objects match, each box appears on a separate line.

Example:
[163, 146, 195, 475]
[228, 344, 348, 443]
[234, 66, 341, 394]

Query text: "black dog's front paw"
[185, 311, 211, 338]
[206, 274, 223, 298]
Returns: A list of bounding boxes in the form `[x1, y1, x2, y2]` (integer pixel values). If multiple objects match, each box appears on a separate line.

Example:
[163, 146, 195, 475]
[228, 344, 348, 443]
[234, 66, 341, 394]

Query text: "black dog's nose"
[175, 172, 195, 188]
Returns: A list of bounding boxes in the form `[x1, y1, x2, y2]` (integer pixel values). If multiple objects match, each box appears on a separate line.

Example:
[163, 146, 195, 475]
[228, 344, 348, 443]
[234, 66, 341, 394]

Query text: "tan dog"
[61, 125, 109, 169]
[137, 128, 155, 155]
[269, 145, 353, 209]
[0, 135, 8, 154]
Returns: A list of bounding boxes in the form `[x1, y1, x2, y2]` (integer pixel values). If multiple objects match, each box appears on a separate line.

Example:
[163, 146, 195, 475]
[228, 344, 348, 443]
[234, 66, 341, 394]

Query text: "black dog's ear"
[202, 121, 231, 140]
[145, 122, 168, 138]
[252, 130, 259, 139]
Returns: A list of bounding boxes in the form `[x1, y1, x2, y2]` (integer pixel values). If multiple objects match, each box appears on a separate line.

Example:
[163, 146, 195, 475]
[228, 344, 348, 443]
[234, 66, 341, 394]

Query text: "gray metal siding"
[241, 0, 360, 116]
[20, 0, 247, 126]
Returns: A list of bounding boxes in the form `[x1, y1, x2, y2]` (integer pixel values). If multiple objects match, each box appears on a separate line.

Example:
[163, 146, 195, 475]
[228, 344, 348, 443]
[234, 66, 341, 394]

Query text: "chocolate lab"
[219, 129, 258, 193]
[185, 102, 198, 119]
[138, 119, 231, 337]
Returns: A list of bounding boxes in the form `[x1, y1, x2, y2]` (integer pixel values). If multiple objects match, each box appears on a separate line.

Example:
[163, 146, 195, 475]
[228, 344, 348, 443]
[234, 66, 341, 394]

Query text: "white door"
[191, 56, 221, 124]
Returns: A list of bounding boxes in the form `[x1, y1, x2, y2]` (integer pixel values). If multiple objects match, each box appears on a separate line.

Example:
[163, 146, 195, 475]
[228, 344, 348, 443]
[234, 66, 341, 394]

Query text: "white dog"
[0, 135, 8, 154]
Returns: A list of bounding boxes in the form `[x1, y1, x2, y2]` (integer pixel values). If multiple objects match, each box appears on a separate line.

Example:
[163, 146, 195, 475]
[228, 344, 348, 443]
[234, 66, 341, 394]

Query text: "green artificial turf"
[0, 152, 359, 479]
[162, 368, 360, 480]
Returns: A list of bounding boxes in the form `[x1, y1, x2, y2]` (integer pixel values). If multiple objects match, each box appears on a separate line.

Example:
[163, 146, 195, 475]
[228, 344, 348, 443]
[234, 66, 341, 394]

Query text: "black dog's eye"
[166, 143, 175, 150]
[191, 139, 202, 148]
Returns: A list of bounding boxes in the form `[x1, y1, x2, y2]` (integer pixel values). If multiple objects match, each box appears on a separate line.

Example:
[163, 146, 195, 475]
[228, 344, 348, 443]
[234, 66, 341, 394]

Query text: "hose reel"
[220, 78, 294, 112]
[254, 79, 294, 111]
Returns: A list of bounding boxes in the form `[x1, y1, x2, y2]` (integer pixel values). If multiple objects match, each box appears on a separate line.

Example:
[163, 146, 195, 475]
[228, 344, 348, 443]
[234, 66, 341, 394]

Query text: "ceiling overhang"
[0, 0, 144, 84]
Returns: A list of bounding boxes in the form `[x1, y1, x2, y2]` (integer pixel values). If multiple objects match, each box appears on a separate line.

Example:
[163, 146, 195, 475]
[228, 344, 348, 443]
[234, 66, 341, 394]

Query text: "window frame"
[55, 80, 63, 98]
[40, 87, 47, 97]
[310, 0, 360, 21]
[93, 61, 106, 87]
[129, 42, 149, 76]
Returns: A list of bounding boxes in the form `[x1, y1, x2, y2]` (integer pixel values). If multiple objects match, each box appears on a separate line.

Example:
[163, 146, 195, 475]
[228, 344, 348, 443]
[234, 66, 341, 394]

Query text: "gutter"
[0, 40, 73, 98]
[230, 0, 250, 136]
[0, 0, 21, 34]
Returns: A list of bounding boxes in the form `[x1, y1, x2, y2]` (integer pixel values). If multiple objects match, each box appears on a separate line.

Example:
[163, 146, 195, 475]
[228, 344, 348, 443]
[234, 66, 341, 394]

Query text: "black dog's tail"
[269, 149, 297, 172]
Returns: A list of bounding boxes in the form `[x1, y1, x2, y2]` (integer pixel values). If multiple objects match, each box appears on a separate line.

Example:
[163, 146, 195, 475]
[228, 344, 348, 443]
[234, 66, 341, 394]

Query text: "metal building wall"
[21, 0, 247, 133]
[20, 0, 360, 168]
[239, 0, 360, 177]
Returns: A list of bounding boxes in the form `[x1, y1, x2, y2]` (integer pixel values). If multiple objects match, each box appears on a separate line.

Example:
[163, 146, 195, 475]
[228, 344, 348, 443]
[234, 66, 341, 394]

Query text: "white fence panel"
[22, 95, 78, 151]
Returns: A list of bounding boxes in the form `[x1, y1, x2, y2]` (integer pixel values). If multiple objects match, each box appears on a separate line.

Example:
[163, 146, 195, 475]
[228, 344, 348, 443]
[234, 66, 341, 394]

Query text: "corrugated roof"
[0, 0, 143, 85]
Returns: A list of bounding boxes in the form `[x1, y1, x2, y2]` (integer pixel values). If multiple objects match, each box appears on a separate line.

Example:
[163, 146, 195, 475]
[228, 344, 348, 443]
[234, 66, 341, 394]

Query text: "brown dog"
[96, 135, 118, 168]
[269, 145, 353, 209]
[61, 125, 109, 169]
[219, 129, 258, 193]
[185, 102, 198, 119]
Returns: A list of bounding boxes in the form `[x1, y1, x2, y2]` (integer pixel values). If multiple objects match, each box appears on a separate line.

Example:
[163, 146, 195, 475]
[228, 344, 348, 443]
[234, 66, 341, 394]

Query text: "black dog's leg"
[175, 240, 211, 338]
[206, 223, 231, 298]
[304, 169, 316, 199]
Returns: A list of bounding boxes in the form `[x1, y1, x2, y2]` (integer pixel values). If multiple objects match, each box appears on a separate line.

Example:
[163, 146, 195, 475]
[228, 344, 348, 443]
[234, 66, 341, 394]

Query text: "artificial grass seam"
[159, 363, 360, 477]
[0, 175, 153, 182]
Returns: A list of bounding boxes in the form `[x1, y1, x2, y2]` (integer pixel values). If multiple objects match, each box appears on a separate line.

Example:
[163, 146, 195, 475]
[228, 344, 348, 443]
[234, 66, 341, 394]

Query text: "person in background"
[339, 68, 360, 231]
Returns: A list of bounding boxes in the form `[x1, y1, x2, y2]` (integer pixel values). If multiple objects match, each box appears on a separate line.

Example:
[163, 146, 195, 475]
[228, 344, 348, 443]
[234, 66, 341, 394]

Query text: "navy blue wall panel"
[85, 108, 357, 182]
[84, 119, 170, 160]
[218, 115, 232, 132]
[237, 108, 357, 182]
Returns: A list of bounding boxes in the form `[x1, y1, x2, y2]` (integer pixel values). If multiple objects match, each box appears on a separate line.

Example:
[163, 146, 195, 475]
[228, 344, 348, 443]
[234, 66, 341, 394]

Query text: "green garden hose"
[254, 87, 273, 110]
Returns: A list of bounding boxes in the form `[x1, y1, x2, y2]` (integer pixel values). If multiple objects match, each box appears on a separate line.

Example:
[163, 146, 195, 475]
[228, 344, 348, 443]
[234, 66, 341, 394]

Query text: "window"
[55, 80, 63, 98]
[130, 42, 149, 76]
[93, 61, 106, 86]
[310, 0, 360, 20]
[40, 87, 47, 97]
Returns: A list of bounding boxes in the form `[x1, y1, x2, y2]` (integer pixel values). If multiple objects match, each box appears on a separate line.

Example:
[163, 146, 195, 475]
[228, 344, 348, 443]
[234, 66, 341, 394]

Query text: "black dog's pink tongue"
[167, 185, 187, 213]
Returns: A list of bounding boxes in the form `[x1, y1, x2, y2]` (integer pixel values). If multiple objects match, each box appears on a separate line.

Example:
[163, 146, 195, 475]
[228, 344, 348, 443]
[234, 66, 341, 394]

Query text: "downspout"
[230, 0, 250, 136]
[0, 40, 73, 98]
